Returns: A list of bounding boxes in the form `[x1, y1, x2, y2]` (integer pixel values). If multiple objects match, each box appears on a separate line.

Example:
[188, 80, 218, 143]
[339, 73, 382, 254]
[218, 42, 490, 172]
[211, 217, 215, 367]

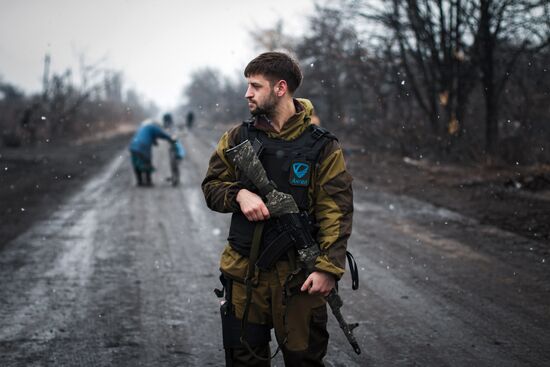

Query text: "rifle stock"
[226, 140, 299, 216]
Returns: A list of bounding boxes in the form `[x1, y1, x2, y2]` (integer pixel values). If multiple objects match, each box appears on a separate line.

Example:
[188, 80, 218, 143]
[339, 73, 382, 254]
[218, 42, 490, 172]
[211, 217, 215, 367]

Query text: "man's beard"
[250, 92, 278, 117]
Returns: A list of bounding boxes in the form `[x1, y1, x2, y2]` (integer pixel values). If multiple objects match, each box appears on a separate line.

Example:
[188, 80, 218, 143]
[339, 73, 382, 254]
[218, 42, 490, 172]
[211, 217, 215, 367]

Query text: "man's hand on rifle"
[236, 189, 270, 221]
[301, 271, 336, 297]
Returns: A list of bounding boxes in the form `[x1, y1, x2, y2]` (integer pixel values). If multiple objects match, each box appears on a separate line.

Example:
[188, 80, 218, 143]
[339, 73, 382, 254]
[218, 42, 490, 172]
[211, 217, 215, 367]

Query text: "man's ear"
[275, 80, 288, 97]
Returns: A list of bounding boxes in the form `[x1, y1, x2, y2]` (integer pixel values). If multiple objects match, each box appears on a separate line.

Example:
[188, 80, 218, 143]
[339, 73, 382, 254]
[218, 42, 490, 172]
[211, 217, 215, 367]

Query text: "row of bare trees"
[0, 54, 155, 148]
[360, 0, 550, 161]
[181, 0, 550, 164]
[177, 68, 248, 125]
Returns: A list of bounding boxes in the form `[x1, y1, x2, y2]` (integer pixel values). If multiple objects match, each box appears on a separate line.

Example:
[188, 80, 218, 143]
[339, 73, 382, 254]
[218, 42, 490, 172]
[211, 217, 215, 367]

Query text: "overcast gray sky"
[0, 0, 316, 109]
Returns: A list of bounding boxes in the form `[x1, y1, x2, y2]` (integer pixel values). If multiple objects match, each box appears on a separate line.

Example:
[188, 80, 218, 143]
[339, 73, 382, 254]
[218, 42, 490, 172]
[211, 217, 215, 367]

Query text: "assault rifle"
[226, 139, 361, 355]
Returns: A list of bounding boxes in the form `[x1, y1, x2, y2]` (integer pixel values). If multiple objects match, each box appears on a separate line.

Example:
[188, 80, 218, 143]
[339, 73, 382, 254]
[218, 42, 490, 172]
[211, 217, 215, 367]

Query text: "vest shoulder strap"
[308, 124, 338, 163]
[310, 124, 338, 143]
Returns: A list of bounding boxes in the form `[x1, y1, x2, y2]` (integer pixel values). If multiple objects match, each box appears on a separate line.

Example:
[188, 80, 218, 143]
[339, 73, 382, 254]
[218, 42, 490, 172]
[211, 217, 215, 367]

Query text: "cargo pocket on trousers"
[308, 304, 329, 357]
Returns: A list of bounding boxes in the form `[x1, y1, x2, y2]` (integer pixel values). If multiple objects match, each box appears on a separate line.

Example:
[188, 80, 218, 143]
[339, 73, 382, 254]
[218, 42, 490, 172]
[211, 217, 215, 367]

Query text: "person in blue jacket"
[129, 119, 175, 186]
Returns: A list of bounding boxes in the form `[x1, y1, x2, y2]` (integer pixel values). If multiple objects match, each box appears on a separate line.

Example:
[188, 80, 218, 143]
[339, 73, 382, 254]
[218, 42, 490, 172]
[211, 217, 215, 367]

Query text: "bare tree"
[0, 54, 154, 147]
[181, 67, 248, 125]
[363, 0, 479, 152]
[467, 0, 550, 156]
[296, 5, 367, 130]
[249, 20, 298, 53]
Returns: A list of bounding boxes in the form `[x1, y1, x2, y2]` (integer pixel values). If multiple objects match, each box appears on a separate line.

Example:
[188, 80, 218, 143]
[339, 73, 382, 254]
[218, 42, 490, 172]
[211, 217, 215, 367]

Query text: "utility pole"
[42, 53, 51, 100]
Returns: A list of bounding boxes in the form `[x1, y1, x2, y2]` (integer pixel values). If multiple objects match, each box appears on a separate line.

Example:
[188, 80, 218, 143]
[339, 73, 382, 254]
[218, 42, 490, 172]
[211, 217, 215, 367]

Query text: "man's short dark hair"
[244, 52, 303, 93]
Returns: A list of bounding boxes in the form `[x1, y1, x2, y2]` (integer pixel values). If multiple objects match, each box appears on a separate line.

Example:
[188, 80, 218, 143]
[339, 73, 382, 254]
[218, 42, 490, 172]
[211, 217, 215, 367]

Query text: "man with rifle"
[202, 52, 357, 366]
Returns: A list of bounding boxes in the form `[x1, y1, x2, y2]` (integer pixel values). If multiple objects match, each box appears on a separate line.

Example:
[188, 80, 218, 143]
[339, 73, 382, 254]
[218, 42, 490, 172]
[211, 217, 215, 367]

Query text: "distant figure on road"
[162, 112, 186, 186]
[202, 52, 354, 365]
[186, 111, 195, 129]
[162, 112, 174, 130]
[129, 117, 174, 187]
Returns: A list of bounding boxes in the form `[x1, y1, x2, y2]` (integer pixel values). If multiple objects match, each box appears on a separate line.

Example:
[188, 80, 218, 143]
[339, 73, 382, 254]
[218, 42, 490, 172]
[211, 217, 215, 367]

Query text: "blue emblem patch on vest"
[289, 161, 310, 186]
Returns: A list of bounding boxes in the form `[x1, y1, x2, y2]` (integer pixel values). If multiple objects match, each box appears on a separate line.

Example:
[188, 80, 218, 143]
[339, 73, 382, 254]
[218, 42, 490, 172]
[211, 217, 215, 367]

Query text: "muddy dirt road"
[1, 128, 548, 366]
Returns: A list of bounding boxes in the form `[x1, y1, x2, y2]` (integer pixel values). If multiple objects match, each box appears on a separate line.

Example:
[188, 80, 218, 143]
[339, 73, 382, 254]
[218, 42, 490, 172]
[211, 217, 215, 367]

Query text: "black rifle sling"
[239, 222, 271, 360]
[346, 251, 359, 290]
[239, 222, 282, 361]
[241, 222, 263, 333]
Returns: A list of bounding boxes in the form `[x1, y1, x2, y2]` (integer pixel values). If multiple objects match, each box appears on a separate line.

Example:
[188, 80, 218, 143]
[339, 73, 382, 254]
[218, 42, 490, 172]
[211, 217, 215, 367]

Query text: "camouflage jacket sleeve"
[201, 126, 244, 213]
[312, 140, 354, 280]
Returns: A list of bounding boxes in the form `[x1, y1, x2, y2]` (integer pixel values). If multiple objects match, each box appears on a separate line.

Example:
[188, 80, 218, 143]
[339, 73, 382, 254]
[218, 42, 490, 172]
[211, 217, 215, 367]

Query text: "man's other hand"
[236, 189, 270, 221]
[301, 271, 336, 297]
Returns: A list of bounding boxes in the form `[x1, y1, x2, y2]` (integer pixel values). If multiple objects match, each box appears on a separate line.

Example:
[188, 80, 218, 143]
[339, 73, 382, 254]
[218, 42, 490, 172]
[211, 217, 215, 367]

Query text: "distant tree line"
[0, 54, 155, 148]
[181, 0, 549, 164]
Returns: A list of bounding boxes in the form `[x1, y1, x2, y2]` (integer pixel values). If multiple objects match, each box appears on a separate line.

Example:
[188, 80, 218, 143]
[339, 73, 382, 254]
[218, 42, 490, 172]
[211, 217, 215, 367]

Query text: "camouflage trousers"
[220, 244, 329, 367]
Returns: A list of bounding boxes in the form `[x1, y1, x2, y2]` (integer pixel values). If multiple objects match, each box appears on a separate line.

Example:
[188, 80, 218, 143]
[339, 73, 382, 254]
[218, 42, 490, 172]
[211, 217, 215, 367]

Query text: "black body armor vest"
[227, 121, 336, 258]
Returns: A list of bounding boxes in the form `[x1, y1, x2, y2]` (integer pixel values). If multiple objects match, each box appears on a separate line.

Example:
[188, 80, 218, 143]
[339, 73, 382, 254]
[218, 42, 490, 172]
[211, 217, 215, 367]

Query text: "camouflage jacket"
[201, 98, 353, 280]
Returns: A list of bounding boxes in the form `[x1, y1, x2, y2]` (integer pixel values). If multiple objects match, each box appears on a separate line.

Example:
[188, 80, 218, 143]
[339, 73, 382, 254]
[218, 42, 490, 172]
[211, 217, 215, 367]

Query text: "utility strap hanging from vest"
[241, 222, 263, 331]
[239, 222, 281, 361]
